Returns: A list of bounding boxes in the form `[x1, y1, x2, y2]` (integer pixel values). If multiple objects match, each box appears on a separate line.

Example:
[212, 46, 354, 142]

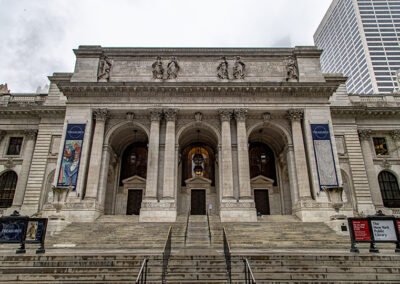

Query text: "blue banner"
[57, 124, 86, 190]
[0, 219, 26, 243]
[311, 124, 338, 190]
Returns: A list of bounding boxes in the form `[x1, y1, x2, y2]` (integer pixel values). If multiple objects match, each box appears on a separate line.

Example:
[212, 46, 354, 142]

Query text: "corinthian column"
[219, 109, 234, 200]
[358, 129, 384, 208]
[234, 109, 252, 199]
[162, 108, 178, 200]
[12, 130, 37, 207]
[144, 109, 162, 199]
[85, 109, 108, 199]
[287, 109, 312, 200]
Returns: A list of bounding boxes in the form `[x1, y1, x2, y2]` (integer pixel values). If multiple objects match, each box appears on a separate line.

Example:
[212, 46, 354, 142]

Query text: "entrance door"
[254, 189, 270, 215]
[191, 189, 206, 215]
[126, 189, 142, 215]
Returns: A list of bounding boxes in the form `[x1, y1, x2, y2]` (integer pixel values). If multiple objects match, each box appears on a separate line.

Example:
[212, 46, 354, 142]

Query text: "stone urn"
[322, 186, 346, 219]
[52, 186, 71, 214]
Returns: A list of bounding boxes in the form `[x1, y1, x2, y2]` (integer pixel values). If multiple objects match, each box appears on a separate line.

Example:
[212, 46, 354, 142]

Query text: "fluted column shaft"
[234, 109, 252, 199]
[358, 129, 384, 207]
[144, 109, 162, 199]
[287, 109, 312, 200]
[85, 109, 108, 199]
[13, 130, 37, 207]
[162, 109, 178, 199]
[219, 110, 234, 199]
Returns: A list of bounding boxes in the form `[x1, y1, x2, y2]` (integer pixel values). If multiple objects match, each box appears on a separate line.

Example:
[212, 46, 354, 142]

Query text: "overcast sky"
[0, 0, 332, 93]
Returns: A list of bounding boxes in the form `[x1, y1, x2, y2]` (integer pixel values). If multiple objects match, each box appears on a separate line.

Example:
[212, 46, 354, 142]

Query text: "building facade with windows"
[0, 46, 399, 228]
[314, 0, 400, 94]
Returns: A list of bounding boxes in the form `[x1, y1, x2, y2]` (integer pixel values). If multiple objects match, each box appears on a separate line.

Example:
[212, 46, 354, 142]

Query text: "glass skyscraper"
[314, 0, 400, 94]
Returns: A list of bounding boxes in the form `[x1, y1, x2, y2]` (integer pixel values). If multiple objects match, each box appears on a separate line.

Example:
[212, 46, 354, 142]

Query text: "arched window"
[0, 171, 18, 208]
[378, 171, 400, 208]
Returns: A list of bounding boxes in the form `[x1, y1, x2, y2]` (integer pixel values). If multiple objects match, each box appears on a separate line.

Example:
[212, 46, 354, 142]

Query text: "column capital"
[234, 108, 248, 121]
[23, 129, 37, 139]
[149, 108, 163, 121]
[164, 108, 179, 121]
[286, 109, 304, 121]
[390, 129, 400, 141]
[93, 108, 109, 121]
[218, 109, 233, 122]
[358, 129, 372, 140]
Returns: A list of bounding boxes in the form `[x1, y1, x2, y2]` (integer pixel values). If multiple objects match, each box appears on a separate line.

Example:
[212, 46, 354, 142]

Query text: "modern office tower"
[314, 0, 400, 94]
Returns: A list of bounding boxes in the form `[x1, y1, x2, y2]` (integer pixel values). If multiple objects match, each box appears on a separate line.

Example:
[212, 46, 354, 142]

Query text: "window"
[0, 171, 18, 208]
[378, 171, 400, 208]
[373, 137, 389, 156]
[6, 137, 23, 155]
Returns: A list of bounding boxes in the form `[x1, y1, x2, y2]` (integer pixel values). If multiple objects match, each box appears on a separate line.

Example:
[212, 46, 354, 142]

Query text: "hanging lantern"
[193, 130, 204, 176]
[194, 163, 203, 176]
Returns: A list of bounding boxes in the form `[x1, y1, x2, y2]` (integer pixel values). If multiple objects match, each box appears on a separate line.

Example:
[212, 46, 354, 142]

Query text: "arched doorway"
[177, 124, 219, 216]
[378, 171, 400, 208]
[248, 125, 292, 215]
[104, 123, 149, 215]
[0, 171, 18, 208]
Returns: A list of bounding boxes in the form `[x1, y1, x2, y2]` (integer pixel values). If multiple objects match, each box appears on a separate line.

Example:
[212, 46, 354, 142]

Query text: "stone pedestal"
[220, 200, 257, 222]
[139, 199, 177, 222]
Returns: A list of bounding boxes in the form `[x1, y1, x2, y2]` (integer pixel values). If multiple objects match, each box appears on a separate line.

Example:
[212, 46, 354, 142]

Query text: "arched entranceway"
[248, 124, 292, 215]
[177, 123, 219, 215]
[103, 122, 149, 215]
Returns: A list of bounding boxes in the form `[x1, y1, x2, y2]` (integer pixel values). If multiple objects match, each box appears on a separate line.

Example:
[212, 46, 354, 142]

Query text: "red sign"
[397, 220, 400, 235]
[352, 220, 371, 241]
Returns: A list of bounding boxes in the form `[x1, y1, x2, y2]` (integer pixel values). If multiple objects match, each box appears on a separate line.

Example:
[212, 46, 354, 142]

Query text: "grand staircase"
[0, 214, 400, 283]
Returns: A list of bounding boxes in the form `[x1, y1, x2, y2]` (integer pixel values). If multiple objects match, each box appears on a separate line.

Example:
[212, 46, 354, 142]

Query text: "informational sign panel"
[351, 220, 371, 241]
[310, 124, 338, 190]
[0, 219, 26, 243]
[371, 220, 397, 242]
[25, 219, 47, 243]
[57, 124, 86, 191]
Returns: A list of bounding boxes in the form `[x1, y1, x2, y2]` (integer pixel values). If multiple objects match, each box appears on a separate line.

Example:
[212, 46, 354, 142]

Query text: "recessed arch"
[177, 121, 220, 149]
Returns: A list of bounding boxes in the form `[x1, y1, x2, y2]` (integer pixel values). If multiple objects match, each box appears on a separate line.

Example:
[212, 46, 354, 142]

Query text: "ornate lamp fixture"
[193, 130, 204, 176]
[130, 130, 138, 163]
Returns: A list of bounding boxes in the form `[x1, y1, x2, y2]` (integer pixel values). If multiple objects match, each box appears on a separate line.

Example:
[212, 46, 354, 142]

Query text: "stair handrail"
[162, 225, 172, 284]
[135, 258, 148, 284]
[243, 258, 256, 284]
[223, 227, 232, 284]
[184, 208, 190, 245]
[207, 208, 212, 243]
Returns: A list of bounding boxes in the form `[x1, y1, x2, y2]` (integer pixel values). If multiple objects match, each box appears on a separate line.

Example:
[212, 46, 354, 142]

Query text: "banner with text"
[311, 124, 338, 190]
[57, 124, 86, 191]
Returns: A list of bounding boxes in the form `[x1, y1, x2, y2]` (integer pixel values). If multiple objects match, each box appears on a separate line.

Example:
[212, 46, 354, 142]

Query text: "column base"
[139, 199, 177, 222]
[42, 198, 103, 222]
[219, 199, 257, 222]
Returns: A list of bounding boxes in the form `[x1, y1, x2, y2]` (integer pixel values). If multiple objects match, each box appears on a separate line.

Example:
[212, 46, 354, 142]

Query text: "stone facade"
[0, 46, 399, 224]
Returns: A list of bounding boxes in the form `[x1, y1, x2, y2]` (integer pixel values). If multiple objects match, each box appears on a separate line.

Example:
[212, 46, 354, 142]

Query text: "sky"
[0, 0, 332, 93]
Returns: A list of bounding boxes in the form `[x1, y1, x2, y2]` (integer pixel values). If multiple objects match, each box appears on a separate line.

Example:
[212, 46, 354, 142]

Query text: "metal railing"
[162, 226, 172, 284]
[135, 258, 148, 284]
[223, 227, 232, 284]
[243, 258, 256, 284]
[207, 209, 212, 243]
[184, 209, 190, 245]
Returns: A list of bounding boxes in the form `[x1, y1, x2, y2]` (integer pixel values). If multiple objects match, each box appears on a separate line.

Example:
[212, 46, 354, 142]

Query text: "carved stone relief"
[167, 57, 180, 79]
[152, 56, 164, 79]
[285, 55, 298, 81]
[217, 57, 229, 79]
[98, 53, 112, 82]
[233, 56, 246, 79]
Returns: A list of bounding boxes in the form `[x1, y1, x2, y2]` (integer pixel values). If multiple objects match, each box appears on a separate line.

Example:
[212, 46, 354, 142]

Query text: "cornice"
[56, 81, 339, 98]
[0, 106, 66, 118]
[73, 46, 322, 58]
[331, 106, 400, 117]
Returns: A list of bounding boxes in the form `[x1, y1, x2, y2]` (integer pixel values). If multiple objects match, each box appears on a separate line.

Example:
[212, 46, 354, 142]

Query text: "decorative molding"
[4, 158, 14, 169]
[262, 112, 271, 122]
[390, 129, 400, 141]
[358, 129, 372, 140]
[93, 108, 109, 121]
[233, 56, 245, 79]
[164, 108, 178, 121]
[218, 109, 232, 122]
[194, 112, 203, 123]
[331, 107, 400, 117]
[126, 112, 135, 121]
[382, 159, 391, 170]
[149, 108, 162, 121]
[234, 108, 248, 121]
[23, 129, 38, 139]
[286, 109, 303, 121]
